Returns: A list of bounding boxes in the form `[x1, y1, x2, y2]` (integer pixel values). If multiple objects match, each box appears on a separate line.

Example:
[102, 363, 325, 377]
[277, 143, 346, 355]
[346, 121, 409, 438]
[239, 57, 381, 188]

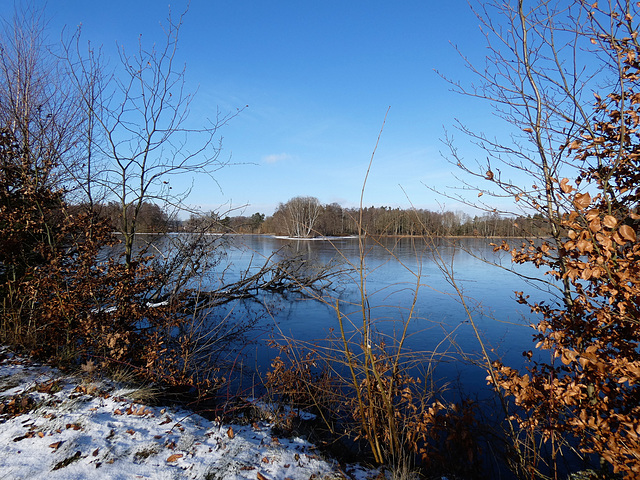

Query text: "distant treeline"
[71, 202, 171, 233]
[181, 196, 553, 238]
[82, 198, 551, 237]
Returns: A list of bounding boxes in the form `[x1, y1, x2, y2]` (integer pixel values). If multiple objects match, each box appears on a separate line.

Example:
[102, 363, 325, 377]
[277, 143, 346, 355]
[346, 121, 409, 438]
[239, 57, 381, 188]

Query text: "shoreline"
[139, 231, 537, 240]
[0, 348, 378, 480]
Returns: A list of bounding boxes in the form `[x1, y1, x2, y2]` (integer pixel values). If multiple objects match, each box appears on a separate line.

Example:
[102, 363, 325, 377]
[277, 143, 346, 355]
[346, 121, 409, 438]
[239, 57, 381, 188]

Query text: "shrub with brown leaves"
[491, 29, 640, 477]
[0, 127, 219, 394]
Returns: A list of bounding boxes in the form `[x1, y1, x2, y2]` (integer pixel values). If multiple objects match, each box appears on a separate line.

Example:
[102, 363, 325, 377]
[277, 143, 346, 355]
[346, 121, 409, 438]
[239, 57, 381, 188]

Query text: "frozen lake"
[212, 235, 553, 398]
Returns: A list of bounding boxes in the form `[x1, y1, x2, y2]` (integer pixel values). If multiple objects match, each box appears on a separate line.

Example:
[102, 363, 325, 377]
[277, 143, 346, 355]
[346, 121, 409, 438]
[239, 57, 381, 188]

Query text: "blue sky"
[39, 1, 501, 216]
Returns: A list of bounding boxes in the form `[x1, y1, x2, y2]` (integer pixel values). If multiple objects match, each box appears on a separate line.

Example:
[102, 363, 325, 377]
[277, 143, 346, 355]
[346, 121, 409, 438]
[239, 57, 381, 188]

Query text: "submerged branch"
[184, 251, 342, 310]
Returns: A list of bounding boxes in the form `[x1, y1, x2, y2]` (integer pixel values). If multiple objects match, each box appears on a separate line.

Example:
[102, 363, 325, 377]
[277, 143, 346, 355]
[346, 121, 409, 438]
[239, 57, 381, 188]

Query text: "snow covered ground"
[0, 349, 379, 480]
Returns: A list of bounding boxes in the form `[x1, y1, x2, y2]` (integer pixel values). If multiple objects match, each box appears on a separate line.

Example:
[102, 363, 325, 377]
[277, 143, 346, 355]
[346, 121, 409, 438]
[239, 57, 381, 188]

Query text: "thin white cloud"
[262, 153, 292, 164]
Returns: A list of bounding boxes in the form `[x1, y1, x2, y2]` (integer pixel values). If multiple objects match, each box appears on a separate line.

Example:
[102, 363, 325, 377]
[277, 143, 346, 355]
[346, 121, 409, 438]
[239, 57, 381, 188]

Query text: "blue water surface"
[215, 235, 557, 399]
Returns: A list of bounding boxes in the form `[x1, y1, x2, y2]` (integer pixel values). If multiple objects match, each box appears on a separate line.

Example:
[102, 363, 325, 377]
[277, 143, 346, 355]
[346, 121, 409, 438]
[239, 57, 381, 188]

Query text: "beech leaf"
[560, 178, 573, 193]
[619, 224, 637, 242]
[569, 139, 582, 150]
[573, 192, 591, 211]
[603, 215, 617, 228]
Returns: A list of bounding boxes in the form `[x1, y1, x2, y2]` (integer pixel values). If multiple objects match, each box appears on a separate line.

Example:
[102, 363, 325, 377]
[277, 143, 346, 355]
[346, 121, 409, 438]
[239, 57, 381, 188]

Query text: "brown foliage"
[0, 127, 219, 393]
[266, 347, 336, 412]
[265, 337, 488, 478]
[492, 27, 640, 477]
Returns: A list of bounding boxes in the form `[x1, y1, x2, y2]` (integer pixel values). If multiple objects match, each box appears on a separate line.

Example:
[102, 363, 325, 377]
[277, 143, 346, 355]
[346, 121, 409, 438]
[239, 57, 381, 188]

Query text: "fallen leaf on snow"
[132, 406, 149, 416]
[166, 454, 183, 462]
[13, 432, 34, 442]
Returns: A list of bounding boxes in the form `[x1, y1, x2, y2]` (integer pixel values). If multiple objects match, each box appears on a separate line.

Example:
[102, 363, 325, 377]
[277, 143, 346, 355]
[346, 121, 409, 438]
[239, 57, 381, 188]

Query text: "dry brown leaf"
[166, 454, 183, 462]
[585, 209, 598, 221]
[603, 215, 617, 228]
[569, 139, 583, 150]
[227, 427, 234, 439]
[613, 232, 626, 245]
[574, 192, 591, 210]
[560, 178, 573, 193]
[619, 224, 637, 242]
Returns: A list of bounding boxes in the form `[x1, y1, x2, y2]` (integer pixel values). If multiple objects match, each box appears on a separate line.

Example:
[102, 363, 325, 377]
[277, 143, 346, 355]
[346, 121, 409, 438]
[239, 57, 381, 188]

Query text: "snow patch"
[0, 349, 378, 479]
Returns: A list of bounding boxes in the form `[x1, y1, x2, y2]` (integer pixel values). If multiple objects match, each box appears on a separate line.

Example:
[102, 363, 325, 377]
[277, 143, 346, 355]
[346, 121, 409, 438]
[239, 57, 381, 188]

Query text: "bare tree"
[438, 1, 640, 476]
[0, 4, 88, 197]
[436, 0, 629, 301]
[278, 196, 321, 238]
[66, 8, 242, 266]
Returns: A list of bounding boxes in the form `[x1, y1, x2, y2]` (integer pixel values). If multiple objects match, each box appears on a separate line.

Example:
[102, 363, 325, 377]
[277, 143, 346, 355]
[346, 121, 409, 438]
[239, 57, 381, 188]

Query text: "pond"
[212, 235, 555, 399]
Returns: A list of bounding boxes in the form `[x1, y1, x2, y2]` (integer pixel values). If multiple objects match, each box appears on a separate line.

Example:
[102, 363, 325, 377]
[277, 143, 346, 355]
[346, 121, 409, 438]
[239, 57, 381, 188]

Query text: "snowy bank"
[0, 349, 378, 480]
